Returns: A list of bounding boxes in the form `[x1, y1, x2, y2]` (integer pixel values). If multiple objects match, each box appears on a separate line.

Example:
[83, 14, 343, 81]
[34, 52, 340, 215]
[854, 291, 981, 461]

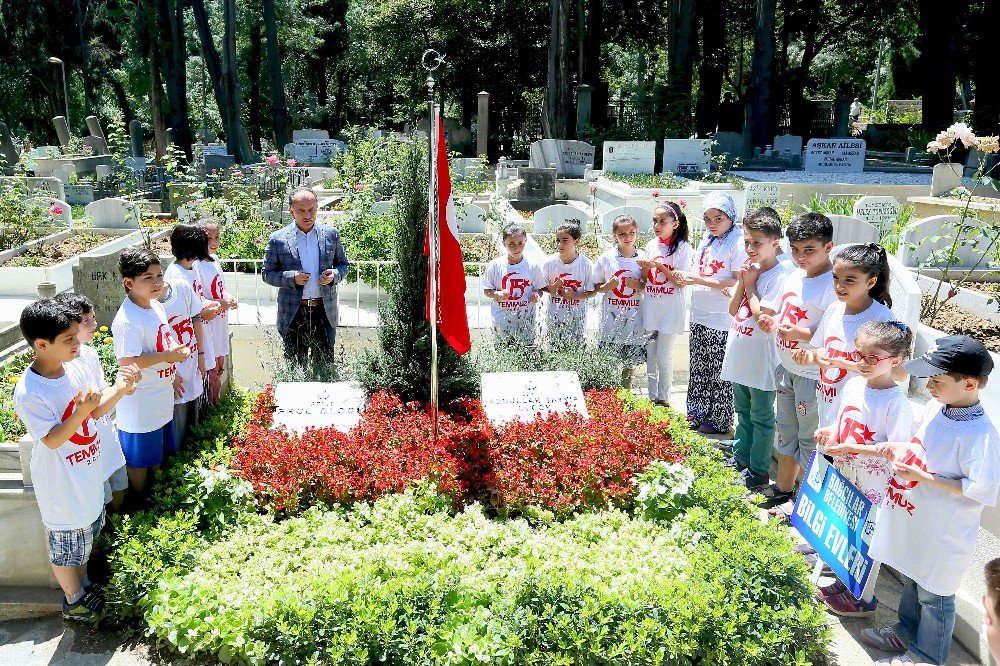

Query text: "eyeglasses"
[858, 352, 896, 365]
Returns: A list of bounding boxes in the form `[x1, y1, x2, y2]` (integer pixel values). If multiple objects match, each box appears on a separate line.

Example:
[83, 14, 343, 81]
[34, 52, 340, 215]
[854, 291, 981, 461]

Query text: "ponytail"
[835, 243, 892, 308]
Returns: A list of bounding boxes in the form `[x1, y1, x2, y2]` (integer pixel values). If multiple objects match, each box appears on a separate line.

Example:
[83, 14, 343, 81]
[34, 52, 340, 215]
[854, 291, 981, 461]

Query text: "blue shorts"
[119, 421, 176, 469]
[46, 510, 105, 567]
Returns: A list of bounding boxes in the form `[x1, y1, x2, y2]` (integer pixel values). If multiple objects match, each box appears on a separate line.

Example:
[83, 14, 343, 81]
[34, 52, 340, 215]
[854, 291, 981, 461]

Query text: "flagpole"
[422, 49, 443, 447]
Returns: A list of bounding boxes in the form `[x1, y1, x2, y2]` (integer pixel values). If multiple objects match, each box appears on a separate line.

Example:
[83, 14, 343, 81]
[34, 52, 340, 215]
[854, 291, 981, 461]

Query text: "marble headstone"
[272, 381, 367, 435]
[0, 121, 18, 166]
[73, 251, 127, 327]
[128, 120, 144, 157]
[852, 196, 901, 232]
[712, 132, 746, 160]
[480, 371, 589, 425]
[742, 183, 782, 214]
[529, 139, 595, 178]
[85, 197, 138, 229]
[85, 116, 106, 140]
[601, 141, 656, 175]
[773, 134, 803, 157]
[517, 167, 557, 201]
[205, 154, 236, 173]
[292, 129, 330, 142]
[803, 138, 866, 173]
[931, 163, 964, 197]
[83, 135, 109, 156]
[52, 116, 71, 147]
[662, 139, 711, 173]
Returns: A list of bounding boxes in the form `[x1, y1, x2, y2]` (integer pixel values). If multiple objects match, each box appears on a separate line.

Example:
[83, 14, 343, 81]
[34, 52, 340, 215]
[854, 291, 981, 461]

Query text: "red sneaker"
[822, 590, 878, 617]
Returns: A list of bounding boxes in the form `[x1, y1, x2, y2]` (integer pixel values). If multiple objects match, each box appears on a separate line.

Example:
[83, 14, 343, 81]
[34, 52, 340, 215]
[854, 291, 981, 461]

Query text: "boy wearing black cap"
[860, 335, 1000, 666]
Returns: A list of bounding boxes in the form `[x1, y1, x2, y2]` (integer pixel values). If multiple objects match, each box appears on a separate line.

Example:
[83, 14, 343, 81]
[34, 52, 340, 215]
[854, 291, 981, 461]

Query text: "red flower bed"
[231, 387, 686, 516]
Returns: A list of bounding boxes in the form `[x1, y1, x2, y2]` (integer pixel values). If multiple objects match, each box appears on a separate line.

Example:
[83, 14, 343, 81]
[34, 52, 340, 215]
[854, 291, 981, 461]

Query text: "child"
[196, 218, 237, 405]
[164, 224, 219, 385]
[638, 202, 693, 408]
[756, 213, 836, 511]
[813, 320, 915, 616]
[986, 558, 1000, 665]
[54, 293, 132, 514]
[112, 247, 191, 493]
[542, 220, 595, 346]
[719, 208, 790, 488]
[594, 214, 646, 386]
[678, 191, 747, 434]
[158, 275, 209, 447]
[861, 335, 1000, 666]
[794, 243, 894, 428]
[483, 223, 543, 346]
[13, 299, 137, 621]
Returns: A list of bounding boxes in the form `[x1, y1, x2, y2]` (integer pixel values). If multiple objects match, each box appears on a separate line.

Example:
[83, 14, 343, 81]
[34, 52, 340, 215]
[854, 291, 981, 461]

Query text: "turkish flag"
[425, 113, 471, 355]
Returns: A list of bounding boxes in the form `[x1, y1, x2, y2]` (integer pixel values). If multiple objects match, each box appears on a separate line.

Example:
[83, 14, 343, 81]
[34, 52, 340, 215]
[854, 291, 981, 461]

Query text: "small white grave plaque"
[803, 138, 866, 173]
[743, 183, 781, 213]
[272, 382, 367, 434]
[602, 141, 656, 175]
[481, 371, 589, 425]
[662, 139, 711, 174]
[852, 196, 900, 232]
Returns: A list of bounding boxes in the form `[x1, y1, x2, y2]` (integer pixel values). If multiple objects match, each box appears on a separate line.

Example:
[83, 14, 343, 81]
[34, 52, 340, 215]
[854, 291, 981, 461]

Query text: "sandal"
[760, 483, 796, 508]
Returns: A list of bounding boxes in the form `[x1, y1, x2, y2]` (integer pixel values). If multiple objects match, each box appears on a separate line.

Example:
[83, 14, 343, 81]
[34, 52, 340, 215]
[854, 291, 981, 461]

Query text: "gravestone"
[85, 197, 138, 229]
[205, 154, 236, 173]
[52, 116, 71, 147]
[456, 203, 488, 233]
[517, 167, 556, 201]
[202, 143, 228, 157]
[85, 116, 105, 140]
[599, 206, 653, 235]
[83, 135, 109, 156]
[272, 382, 367, 434]
[477, 91, 489, 157]
[29, 196, 72, 225]
[128, 120, 144, 157]
[283, 139, 343, 165]
[931, 163, 964, 197]
[65, 185, 95, 205]
[898, 214, 991, 268]
[73, 251, 127, 327]
[773, 134, 803, 157]
[602, 141, 656, 175]
[24, 177, 65, 201]
[712, 132, 746, 161]
[95, 164, 111, 181]
[827, 214, 879, 246]
[0, 122, 18, 166]
[852, 196, 900, 233]
[292, 129, 329, 142]
[480, 371, 589, 425]
[742, 183, 781, 214]
[803, 138, 866, 173]
[533, 204, 588, 233]
[662, 139, 711, 173]
[528, 139, 595, 178]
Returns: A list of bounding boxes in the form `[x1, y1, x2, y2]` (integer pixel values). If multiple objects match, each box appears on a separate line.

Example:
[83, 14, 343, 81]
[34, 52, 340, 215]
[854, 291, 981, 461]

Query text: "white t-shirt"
[870, 402, 1000, 596]
[159, 280, 204, 405]
[165, 261, 216, 370]
[543, 253, 594, 342]
[641, 238, 693, 335]
[772, 269, 838, 380]
[73, 345, 126, 481]
[13, 362, 106, 530]
[594, 248, 644, 346]
[111, 297, 177, 433]
[831, 375, 914, 507]
[720, 262, 791, 391]
[482, 257, 543, 342]
[689, 228, 748, 331]
[811, 299, 894, 426]
[198, 256, 230, 357]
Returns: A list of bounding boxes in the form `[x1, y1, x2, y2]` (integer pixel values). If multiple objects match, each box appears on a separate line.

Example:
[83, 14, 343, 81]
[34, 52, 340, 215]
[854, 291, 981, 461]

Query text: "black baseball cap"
[903, 334, 994, 378]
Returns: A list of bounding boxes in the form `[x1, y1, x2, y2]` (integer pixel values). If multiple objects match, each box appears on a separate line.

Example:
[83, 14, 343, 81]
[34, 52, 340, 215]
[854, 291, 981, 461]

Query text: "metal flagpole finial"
[421, 49, 446, 93]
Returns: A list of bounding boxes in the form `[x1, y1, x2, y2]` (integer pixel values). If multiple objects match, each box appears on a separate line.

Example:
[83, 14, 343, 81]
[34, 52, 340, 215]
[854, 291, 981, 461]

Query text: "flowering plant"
[634, 459, 696, 522]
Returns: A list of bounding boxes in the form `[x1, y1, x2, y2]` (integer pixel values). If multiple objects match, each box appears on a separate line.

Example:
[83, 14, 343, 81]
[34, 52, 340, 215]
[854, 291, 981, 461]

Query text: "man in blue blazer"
[263, 187, 350, 368]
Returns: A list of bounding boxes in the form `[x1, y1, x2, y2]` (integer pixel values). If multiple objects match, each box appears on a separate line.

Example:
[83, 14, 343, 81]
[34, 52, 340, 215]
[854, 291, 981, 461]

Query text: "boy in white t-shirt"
[13, 299, 138, 622]
[860, 336, 1000, 666]
[720, 209, 790, 489]
[484, 223, 543, 346]
[197, 218, 237, 405]
[542, 220, 595, 347]
[158, 278, 209, 447]
[112, 248, 192, 494]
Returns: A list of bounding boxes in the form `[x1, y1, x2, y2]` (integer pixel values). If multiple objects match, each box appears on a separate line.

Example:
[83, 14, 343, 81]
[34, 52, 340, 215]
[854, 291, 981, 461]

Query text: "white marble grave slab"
[662, 139, 711, 174]
[852, 196, 900, 232]
[803, 139, 865, 173]
[742, 183, 781, 214]
[481, 371, 588, 425]
[529, 139, 595, 178]
[272, 381, 367, 435]
[602, 141, 656, 175]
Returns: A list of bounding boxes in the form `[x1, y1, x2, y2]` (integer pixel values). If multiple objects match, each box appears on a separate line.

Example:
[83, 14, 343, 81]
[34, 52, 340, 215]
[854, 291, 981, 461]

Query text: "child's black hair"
[743, 207, 783, 240]
[170, 223, 211, 261]
[53, 292, 94, 316]
[787, 212, 834, 244]
[835, 242, 892, 307]
[502, 223, 527, 241]
[856, 320, 912, 359]
[119, 246, 161, 281]
[20, 298, 80, 349]
[611, 215, 638, 233]
[653, 202, 689, 256]
[555, 220, 582, 240]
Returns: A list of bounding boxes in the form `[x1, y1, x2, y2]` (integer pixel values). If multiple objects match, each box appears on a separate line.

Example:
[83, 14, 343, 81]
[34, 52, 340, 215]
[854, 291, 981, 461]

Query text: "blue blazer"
[262, 223, 351, 336]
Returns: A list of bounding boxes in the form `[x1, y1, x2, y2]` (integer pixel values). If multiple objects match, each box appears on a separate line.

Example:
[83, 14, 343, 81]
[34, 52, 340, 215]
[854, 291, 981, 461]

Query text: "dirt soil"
[2, 233, 112, 268]
[921, 296, 1000, 352]
[959, 281, 1000, 298]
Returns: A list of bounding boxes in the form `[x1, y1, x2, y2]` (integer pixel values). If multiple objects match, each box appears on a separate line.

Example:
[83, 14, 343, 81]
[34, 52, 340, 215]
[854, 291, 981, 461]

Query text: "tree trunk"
[581, 0, 607, 129]
[109, 76, 132, 124]
[75, 0, 94, 117]
[246, 23, 263, 151]
[917, 0, 958, 132]
[971, 0, 999, 137]
[154, 0, 193, 160]
[264, 0, 290, 150]
[544, 0, 571, 138]
[191, 0, 254, 163]
[149, 45, 167, 162]
[666, 0, 696, 135]
[747, 0, 776, 150]
[695, 0, 725, 136]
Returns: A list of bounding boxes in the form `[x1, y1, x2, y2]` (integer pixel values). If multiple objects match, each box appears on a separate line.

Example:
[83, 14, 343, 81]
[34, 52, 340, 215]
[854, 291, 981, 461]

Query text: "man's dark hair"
[53, 292, 94, 317]
[170, 224, 211, 261]
[119, 246, 161, 280]
[786, 212, 834, 244]
[20, 299, 80, 348]
[743, 207, 783, 239]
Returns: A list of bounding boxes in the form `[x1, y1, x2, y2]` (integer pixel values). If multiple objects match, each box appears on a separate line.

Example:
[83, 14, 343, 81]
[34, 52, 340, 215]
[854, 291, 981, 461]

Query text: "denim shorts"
[45, 510, 105, 567]
[119, 421, 177, 468]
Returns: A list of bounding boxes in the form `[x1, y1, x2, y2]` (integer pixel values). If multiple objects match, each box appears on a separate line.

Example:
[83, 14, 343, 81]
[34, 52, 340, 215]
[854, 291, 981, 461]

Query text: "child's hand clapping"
[224, 294, 238, 310]
[168, 345, 192, 363]
[876, 441, 910, 462]
[529, 292, 540, 303]
[776, 322, 804, 343]
[814, 348, 836, 370]
[495, 290, 510, 301]
[625, 277, 643, 291]
[791, 348, 814, 365]
[118, 364, 141, 395]
[757, 313, 777, 333]
[814, 426, 836, 447]
[74, 387, 101, 413]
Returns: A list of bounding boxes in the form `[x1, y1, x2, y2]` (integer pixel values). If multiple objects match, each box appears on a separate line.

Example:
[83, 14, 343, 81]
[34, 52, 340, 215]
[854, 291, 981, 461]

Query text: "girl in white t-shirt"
[676, 192, 747, 433]
[637, 202, 693, 406]
[483, 223, 543, 346]
[197, 219, 237, 406]
[594, 214, 645, 387]
[794, 243, 894, 426]
[542, 221, 595, 347]
[814, 319, 915, 616]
